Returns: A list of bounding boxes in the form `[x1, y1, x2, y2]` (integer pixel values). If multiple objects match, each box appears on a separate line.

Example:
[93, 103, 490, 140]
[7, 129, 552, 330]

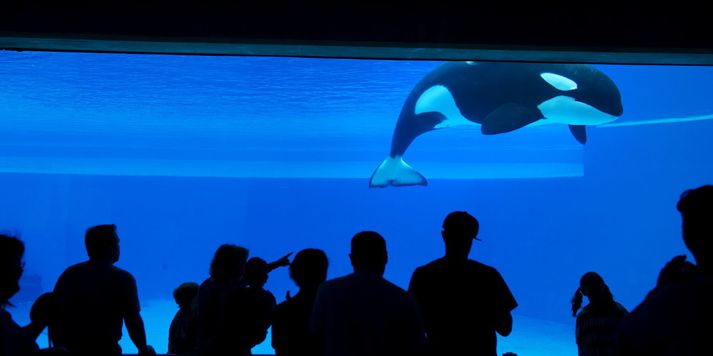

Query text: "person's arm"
[271, 306, 286, 356]
[493, 269, 517, 337]
[125, 311, 154, 355]
[249, 293, 276, 347]
[124, 275, 155, 356]
[404, 296, 427, 356]
[268, 252, 293, 272]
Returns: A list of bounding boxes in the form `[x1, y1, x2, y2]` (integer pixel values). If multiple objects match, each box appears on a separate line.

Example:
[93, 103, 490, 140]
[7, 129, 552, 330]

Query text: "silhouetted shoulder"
[412, 258, 505, 285]
[59, 261, 135, 279]
[409, 257, 517, 318]
[56, 261, 137, 294]
[618, 275, 713, 355]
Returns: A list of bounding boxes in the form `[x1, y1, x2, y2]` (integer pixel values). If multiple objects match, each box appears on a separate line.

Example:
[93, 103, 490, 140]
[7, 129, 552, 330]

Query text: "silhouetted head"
[85, 224, 120, 263]
[571, 271, 614, 316]
[245, 257, 269, 289]
[290, 248, 328, 290]
[442, 211, 480, 261]
[173, 282, 199, 309]
[349, 231, 388, 276]
[29, 292, 57, 327]
[0, 234, 24, 306]
[210, 244, 249, 282]
[677, 185, 713, 269]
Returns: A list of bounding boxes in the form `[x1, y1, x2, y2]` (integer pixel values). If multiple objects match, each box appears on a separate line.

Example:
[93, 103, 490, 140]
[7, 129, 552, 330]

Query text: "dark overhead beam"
[2, 1, 712, 65]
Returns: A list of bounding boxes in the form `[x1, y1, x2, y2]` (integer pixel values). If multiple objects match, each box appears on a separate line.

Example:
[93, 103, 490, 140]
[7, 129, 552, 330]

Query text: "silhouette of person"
[311, 231, 425, 356]
[571, 272, 628, 356]
[168, 282, 199, 354]
[1, 233, 40, 356]
[242, 257, 277, 348]
[272, 248, 328, 356]
[617, 185, 713, 355]
[196, 244, 255, 356]
[408, 211, 517, 356]
[52, 224, 155, 356]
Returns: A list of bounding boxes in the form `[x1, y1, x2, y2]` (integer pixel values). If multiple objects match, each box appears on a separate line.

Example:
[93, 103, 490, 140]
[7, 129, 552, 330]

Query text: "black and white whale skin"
[369, 61, 624, 187]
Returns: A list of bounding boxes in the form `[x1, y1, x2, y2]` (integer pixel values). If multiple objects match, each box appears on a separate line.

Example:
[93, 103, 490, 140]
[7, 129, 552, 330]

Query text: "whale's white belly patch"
[415, 85, 479, 129]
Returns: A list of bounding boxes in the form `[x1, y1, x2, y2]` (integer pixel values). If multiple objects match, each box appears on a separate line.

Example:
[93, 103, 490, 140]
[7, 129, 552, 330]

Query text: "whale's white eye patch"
[541, 72, 578, 91]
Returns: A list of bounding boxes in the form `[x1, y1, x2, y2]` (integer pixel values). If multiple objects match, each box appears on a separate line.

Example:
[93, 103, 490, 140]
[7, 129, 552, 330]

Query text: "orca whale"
[369, 61, 624, 187]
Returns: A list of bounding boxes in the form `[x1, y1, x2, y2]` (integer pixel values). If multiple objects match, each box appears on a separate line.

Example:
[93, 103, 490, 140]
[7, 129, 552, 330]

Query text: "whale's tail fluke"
[369, 156, 427, 188]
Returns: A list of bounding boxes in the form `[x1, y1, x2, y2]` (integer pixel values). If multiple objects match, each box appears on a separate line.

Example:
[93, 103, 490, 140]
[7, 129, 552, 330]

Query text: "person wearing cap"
[616, 185, 713, 355]
[408, 211, 517, 356]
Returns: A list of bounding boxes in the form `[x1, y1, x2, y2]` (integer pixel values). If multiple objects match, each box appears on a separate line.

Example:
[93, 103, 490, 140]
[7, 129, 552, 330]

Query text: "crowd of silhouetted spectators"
[1, 184, 711, 356]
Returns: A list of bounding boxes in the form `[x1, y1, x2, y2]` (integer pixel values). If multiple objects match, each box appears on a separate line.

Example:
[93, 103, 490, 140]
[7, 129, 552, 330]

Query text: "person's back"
[196, 244, 253, 356]
[616, 185, 713, 355]
[273, 292, 318, 356]
[272, 249, 328, 356]
[616, 264, 712, 355]
[408, 211, 517, 356]
[52, 224, 152, 356]
[313, 273, 424, 356]
[53, 261, 138, 354]
[311, 231, 425, 356]
[244, 257, 277, 348]
[169, 282, 199, 354]
[571, 272, 628, 356]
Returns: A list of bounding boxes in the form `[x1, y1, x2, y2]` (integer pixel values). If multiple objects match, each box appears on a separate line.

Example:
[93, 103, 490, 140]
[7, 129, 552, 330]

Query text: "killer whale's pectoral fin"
[369, 156, 427, 188]
[481, 103, 542, 135]
[569, 125, 587, 144]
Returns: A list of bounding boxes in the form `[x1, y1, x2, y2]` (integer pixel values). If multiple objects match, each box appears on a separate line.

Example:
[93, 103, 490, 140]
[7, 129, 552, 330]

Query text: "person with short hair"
[311, 231, 425, 356]
[242, 257, 277, 348]
[52, 224, 155, 356]
[168, 282, 199, 354]
[617, 185, 713, 355]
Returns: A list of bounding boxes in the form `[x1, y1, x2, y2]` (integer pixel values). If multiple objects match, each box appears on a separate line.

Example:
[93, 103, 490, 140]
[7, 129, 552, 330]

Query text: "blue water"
[2, 51, 713, 355]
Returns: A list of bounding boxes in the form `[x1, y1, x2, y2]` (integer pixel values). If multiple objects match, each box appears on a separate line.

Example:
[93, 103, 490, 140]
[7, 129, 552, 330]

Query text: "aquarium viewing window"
[2, 50, 713, 355]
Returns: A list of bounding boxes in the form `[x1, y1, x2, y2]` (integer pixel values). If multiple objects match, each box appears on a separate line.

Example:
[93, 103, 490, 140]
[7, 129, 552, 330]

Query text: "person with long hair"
[1, 234, 40, 356]
[571, 272, 627, 356]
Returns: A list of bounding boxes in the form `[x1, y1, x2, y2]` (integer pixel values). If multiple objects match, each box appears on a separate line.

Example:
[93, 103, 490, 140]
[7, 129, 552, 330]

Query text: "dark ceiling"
[2, 1, 712, 65]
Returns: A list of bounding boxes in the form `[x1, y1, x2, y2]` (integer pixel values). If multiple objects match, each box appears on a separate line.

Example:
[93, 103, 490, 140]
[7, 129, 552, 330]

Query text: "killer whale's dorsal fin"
[569, 125, 587, 144]
[481, 103, 542, 135]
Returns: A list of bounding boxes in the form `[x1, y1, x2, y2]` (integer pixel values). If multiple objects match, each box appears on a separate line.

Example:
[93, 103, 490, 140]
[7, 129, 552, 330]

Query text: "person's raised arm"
[268, 252, 294, 272]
